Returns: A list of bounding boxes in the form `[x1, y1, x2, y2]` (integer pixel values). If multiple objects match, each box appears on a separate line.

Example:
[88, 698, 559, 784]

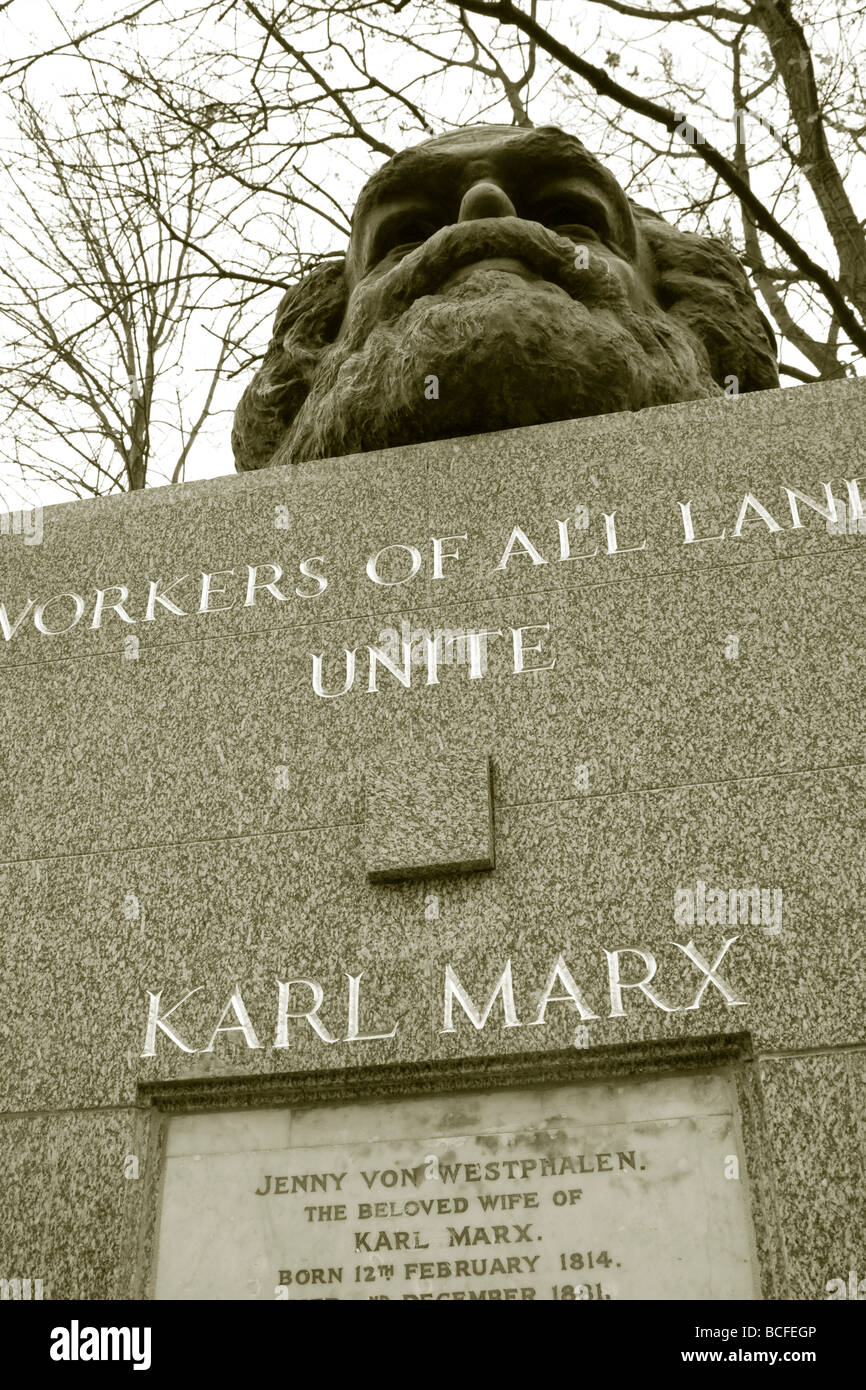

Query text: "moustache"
[343, 219, 628, 345]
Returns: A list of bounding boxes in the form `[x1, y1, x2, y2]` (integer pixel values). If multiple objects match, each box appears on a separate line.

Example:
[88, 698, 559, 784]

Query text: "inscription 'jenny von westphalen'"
[253, 1151, 641, 1198]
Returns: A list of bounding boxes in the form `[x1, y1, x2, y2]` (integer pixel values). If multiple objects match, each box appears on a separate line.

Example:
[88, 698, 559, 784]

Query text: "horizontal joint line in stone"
[0, 820, 362, 868]
[497, 759, 866, 811]
[2, 759, 863, 868]
[0, 1102, 140, 1119]
[755, 1041, 866, 1060]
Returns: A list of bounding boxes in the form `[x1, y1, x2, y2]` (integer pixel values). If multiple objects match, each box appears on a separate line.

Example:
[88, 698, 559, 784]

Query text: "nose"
[457, 180, 517, 222]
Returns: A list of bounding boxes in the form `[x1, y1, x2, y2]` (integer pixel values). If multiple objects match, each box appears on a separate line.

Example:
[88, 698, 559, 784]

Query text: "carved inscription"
[153, 1074, 758, 1301]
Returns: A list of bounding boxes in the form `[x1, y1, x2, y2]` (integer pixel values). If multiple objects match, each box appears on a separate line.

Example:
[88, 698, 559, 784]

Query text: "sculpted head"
[232, 125, 778, 470]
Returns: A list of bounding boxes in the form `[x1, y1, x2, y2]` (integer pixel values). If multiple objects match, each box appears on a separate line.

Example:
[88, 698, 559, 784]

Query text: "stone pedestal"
[1, 378, 864, 1299]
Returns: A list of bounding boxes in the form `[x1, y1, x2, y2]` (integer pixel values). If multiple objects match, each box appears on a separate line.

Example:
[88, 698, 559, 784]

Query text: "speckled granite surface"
[1, 378, 864, 1299]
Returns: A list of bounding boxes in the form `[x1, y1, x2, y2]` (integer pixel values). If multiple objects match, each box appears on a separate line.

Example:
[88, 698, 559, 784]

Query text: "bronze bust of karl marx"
[233, 124, 778, 472]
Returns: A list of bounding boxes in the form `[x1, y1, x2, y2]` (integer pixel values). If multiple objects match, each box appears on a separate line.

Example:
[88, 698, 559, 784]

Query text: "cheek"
[336, 265, 404, 345]
[599, 251, 659, 312]
[336, 282, 374, 342]
[341, 239, 381, 330]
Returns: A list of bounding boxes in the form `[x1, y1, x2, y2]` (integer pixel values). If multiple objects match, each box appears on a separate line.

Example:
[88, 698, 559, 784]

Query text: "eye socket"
[534, 198, 608, 243]
[370, 212, 442, 267]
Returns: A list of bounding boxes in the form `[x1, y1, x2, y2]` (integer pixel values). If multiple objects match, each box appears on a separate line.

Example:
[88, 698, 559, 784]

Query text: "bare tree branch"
[447, 0, 866, 355]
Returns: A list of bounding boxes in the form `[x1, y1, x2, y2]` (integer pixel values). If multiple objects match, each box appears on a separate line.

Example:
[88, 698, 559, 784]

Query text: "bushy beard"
[277, 258, 721, 466]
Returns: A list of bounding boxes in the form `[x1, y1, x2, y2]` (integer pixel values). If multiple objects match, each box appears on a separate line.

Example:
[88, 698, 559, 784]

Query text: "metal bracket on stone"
[363, 753, 495, 882]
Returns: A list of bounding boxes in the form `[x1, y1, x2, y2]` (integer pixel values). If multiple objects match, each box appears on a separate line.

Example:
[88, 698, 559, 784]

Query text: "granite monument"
[1, 123, 863, 1306]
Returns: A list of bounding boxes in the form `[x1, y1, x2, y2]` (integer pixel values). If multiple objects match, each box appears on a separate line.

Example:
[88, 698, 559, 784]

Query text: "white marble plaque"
[153, 1072, 759, 1300]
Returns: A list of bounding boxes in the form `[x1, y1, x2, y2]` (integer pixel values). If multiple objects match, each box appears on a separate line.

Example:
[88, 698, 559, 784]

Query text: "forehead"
[351, 125, 623, 226]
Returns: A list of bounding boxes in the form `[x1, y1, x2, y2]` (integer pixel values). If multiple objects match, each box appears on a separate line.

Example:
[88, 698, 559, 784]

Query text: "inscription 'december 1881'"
[152, 1073, 759, 1301]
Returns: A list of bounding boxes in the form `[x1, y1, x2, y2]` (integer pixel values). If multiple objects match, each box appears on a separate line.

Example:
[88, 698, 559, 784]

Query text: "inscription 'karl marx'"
[141, 939, 744, 1057]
